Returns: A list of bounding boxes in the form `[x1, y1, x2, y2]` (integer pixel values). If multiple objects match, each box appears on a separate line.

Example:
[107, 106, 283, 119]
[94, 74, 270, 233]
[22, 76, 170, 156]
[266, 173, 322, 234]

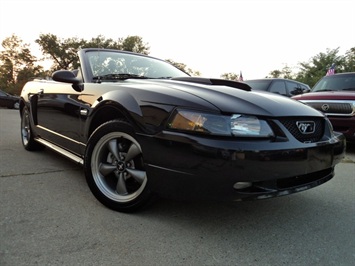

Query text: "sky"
[0, 0, 354, 79]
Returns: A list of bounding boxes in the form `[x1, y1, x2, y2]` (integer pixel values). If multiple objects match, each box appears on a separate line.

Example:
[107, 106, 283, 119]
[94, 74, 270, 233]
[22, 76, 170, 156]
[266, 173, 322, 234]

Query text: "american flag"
[326, 63, 335, 76]
[239, 71, 243, 81]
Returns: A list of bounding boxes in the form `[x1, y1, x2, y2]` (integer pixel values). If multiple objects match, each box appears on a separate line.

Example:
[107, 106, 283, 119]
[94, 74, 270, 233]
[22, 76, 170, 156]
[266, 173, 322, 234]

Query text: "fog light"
[233, 182, 252, 190]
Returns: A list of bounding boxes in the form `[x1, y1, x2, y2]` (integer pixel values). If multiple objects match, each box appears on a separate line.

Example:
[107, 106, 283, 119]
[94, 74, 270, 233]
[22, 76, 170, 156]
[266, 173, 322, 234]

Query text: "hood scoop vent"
[171, 77, 251, 91]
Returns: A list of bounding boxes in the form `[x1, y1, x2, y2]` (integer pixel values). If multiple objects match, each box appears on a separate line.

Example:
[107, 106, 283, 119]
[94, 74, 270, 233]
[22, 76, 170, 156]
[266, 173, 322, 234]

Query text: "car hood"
[128, 77, 323, 117]
[292, 91, 355, 101]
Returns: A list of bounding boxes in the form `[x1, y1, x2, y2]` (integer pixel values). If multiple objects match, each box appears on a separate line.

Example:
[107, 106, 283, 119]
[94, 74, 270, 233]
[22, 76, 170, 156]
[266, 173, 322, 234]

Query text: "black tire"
[84, 120, 151, 212]
[21, 107, 44, 151]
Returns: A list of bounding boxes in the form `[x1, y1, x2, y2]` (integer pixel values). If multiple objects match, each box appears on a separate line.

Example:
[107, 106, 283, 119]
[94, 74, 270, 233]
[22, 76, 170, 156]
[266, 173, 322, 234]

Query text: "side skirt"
[35, 137, 84, 165]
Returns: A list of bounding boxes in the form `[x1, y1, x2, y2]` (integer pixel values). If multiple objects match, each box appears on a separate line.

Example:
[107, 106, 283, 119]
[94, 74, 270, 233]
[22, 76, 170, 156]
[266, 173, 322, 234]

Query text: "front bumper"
[140, 131, 346, 201]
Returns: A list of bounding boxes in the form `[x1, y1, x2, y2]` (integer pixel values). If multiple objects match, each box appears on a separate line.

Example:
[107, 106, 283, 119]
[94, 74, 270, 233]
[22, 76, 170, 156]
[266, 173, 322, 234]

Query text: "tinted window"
[269, 81, 287, 95]
[243, 80, 272, 91]
[286, 81, 303, 95]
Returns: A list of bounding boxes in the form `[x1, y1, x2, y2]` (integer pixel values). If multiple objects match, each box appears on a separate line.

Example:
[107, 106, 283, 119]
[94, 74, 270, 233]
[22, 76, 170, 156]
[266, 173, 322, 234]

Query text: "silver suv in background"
[243, 78, 310, 97]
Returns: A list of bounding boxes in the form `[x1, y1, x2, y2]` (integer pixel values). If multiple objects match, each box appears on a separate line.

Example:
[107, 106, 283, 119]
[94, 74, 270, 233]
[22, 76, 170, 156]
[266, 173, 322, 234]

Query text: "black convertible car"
[19, 48, 345, 212]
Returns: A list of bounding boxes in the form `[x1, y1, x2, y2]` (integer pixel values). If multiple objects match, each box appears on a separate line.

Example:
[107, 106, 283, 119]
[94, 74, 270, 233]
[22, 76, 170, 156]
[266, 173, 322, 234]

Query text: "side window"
[287, 81, 302, 95]
[269, 81, 287, 95]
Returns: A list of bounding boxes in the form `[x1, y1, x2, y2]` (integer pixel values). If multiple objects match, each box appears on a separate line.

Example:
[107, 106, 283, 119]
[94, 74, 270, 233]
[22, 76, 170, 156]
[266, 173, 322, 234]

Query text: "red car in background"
[292, 72, 355, 142]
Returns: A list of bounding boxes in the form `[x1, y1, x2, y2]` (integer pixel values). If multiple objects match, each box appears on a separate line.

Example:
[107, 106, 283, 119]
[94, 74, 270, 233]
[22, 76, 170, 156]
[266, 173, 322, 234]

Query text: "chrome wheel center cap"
[116, 161, 126, 172]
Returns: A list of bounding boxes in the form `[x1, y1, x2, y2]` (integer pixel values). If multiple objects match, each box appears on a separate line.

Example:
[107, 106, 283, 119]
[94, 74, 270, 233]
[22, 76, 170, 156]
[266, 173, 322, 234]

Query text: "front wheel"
[84, 120, 152, 212]
[21, 107, 44, 151]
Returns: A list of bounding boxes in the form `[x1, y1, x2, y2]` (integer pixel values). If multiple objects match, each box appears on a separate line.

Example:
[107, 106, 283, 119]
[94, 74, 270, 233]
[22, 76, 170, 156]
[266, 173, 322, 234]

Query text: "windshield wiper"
[314, 89, 335, 92]
[342, 88, 355, 91]
[155, 76, 173, 79]
[93, 73, 149, 82]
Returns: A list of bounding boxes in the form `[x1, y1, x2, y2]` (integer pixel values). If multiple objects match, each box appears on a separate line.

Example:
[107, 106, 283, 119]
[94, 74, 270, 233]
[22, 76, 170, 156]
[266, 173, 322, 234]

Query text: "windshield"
[87, 50, 189, 81]
[312, 74, 355, 92]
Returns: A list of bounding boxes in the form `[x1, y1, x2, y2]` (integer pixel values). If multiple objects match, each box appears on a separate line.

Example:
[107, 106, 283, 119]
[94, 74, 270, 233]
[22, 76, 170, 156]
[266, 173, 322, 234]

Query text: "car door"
[30, 81, 85, 155]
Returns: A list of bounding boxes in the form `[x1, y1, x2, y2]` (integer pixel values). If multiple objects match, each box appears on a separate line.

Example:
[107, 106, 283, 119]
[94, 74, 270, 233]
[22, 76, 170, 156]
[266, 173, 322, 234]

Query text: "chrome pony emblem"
[296, 121, 315, 134]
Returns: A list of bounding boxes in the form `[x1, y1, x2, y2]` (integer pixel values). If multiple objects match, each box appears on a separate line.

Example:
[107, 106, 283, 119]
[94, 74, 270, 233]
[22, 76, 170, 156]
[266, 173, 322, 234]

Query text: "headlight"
[167, 110, 274, 137]
[230, 114, 273, 137]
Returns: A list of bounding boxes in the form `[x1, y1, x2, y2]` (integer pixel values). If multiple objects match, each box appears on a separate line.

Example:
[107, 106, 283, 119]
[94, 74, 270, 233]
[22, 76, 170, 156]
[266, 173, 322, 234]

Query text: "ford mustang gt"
[19, 48, 346, 212]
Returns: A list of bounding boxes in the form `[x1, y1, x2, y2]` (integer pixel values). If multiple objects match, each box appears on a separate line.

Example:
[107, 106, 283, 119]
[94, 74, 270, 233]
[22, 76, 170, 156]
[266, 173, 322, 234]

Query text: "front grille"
[279, 117, 324, 143]
[306, 102, 353, 115]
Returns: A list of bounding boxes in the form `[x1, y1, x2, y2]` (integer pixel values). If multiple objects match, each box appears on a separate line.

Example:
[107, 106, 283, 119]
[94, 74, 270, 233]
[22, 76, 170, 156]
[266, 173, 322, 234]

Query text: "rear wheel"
[84, 120, 151, 212]
[21, 107, 44, 151]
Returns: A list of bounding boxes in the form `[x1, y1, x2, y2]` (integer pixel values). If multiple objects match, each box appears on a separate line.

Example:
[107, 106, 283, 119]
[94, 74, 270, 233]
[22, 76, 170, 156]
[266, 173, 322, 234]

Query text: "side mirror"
[52, 70, 83, 92]
[52, 70, 80, 85]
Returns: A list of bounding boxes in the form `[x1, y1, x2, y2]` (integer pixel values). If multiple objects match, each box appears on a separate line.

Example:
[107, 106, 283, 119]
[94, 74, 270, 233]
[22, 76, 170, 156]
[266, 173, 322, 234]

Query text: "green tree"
[0, 34, 43, 95]
[36, 34, 151, 71]
[36, 34, 87, 71]
[343, 47, 355, 72]
[120, 36, 150, 54]
[268, 70, 282, 78]
[268, 47, 353, 87]
[84, 35, 122, 50]
[220, 72, 239, 80]
[0, 57, 12, 91]
[295, 47, 344, 87]
[268, 64, 294, 79]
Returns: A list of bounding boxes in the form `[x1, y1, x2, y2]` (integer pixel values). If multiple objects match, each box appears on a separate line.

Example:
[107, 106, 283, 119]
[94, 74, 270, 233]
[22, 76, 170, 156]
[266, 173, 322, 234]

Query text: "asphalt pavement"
[1, 108, 354, 266]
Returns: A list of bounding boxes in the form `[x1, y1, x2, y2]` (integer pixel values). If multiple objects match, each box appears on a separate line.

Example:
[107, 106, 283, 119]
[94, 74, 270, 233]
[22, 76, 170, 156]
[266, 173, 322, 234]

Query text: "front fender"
[84, 89, 146, 139]
[96, 89, 143, 118]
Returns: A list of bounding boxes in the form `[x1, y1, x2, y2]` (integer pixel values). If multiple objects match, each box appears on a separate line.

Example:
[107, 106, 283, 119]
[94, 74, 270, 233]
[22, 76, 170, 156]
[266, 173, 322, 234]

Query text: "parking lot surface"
[1, 108, 354, 265]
